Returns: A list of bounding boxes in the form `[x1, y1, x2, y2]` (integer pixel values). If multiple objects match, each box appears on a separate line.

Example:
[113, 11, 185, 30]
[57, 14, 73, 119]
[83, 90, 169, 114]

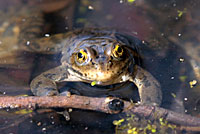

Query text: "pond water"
[0, 0, 199, 134]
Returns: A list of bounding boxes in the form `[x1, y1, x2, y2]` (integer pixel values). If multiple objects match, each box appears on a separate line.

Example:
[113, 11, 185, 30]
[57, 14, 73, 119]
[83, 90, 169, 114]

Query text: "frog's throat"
[67, 66, 129, 85]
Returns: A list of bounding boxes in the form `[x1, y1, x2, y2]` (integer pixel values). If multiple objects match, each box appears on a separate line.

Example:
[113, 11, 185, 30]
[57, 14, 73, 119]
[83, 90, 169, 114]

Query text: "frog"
[30, 28, 162, 106]
[0, 3, 162, 106]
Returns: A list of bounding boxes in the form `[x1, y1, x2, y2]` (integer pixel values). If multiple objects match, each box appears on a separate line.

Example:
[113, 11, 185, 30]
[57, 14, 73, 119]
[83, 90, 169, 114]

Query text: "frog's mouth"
[81, 81, 131, 90]
[81, 68, 129, 86]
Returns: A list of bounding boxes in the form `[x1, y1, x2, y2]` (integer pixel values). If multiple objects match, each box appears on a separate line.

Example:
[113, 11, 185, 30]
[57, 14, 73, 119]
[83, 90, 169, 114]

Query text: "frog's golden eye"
[113, 44, 124, 58]
[76, 49, 88, 62]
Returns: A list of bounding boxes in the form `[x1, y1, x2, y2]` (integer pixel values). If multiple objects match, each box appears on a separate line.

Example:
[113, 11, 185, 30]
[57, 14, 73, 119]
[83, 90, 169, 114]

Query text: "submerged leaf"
[171, 93, 176, 98]
[177, 8, 187, 17]
[15, 109, 33, 114]
[128, 0, 136, 3]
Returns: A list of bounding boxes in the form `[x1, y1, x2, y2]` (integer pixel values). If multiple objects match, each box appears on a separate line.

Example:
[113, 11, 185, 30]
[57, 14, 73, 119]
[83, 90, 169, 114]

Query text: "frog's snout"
[94, 54, 108, 67]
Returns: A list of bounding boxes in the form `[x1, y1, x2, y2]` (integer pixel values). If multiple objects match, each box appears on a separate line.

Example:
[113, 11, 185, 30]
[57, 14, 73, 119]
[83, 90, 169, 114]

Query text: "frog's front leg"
[30, 65, 81, 96]
[130, 65, 162, 106]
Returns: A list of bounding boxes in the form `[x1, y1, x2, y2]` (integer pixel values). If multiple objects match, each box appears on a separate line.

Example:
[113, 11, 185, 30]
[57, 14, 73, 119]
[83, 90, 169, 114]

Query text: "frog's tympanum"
[30, 29, 162, 106]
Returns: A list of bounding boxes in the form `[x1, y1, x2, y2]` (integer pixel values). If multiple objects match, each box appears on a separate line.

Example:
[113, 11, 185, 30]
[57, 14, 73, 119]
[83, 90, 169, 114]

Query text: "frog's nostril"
[96, 55, 107, 62]
[108, 60, 113, 67]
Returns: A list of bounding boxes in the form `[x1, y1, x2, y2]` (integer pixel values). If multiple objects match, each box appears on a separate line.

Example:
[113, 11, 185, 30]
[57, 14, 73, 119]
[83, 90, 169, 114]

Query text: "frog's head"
[62, 37, 136, 85]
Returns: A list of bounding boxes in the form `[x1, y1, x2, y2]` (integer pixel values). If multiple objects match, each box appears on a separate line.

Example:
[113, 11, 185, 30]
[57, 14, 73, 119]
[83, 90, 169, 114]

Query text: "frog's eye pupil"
[117, 47, 122, 53]
[76, 49, 88, 63]
[78, 52, 83, 58]
[113, 45, 124, 58]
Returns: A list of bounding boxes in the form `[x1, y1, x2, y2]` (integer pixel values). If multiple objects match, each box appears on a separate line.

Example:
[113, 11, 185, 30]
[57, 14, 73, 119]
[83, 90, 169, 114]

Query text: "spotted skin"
[30, 29, 162, 106]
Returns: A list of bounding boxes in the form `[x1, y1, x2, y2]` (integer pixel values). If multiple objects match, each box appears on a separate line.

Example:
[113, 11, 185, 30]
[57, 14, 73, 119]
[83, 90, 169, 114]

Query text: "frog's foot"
[32, 87, 59, 96]
[41, 89, 59, 96]
[60, 87, 82, 96]
[30, 77, 59, 96]
[59, 91, 71, 96]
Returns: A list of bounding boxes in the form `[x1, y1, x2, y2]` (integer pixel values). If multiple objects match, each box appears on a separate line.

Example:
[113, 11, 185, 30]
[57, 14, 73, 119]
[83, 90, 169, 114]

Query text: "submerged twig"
[0, 95, 199, 132]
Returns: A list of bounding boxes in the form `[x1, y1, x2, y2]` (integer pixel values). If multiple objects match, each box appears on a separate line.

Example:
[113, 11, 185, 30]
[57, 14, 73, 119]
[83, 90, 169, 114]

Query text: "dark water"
[0, 0, 199, 134]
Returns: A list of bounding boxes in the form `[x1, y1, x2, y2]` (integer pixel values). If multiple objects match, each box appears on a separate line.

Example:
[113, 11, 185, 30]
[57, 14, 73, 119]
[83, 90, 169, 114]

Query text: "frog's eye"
[76, 49, 88, 63]
[113, 44, 124, 58]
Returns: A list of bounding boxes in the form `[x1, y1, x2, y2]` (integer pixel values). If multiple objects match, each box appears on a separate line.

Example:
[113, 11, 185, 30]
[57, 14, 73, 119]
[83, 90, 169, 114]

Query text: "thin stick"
[0, 95, 200, 131]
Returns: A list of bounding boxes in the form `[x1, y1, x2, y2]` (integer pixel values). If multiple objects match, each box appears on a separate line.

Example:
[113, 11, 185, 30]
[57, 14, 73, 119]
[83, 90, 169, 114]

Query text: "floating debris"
[179, 57, 184, 62]
[42, 128, 46, 131]
[189, 80, 197, 88]
[113, 118, 124, 126]
[88, 5, 94, 10]
[13, 26, 20, 35]
[76, 18, 87, 23]
[127, 127, 137, 134]
[171, 93, 176, 98]
[15, 109, 33, 114]
[179, 75, 187, 82]
[177, 8, 187, 17]
[172, 3, 176, 7]
[91, 81, 97, 86]
[26, 41, 30, 46]
[20, 94, 28, 96]
[22, 18, 26, 22]
[44, 33, 50, 37]
[114, 115, 177, 134]
[37, 122, 42, 126]
[127, 0, 136, 3]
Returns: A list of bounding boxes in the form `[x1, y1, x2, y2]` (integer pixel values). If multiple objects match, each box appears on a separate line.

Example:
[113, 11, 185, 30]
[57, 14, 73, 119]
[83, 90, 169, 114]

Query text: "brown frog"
[30, 29, 162, 106]
[0, 4, 162, 106]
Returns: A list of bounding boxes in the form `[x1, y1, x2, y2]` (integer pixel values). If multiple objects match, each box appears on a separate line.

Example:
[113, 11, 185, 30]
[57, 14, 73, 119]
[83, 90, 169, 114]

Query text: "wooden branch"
[0, 95, 200, 131]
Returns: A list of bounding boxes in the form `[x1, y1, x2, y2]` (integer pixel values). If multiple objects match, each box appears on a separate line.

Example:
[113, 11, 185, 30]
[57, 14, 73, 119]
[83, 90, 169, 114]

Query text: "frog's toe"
[60, 88, 81, 96]
[45, 90, 59, 96]
[59, 91, 71, 96]
[36, 88, 59, 96]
